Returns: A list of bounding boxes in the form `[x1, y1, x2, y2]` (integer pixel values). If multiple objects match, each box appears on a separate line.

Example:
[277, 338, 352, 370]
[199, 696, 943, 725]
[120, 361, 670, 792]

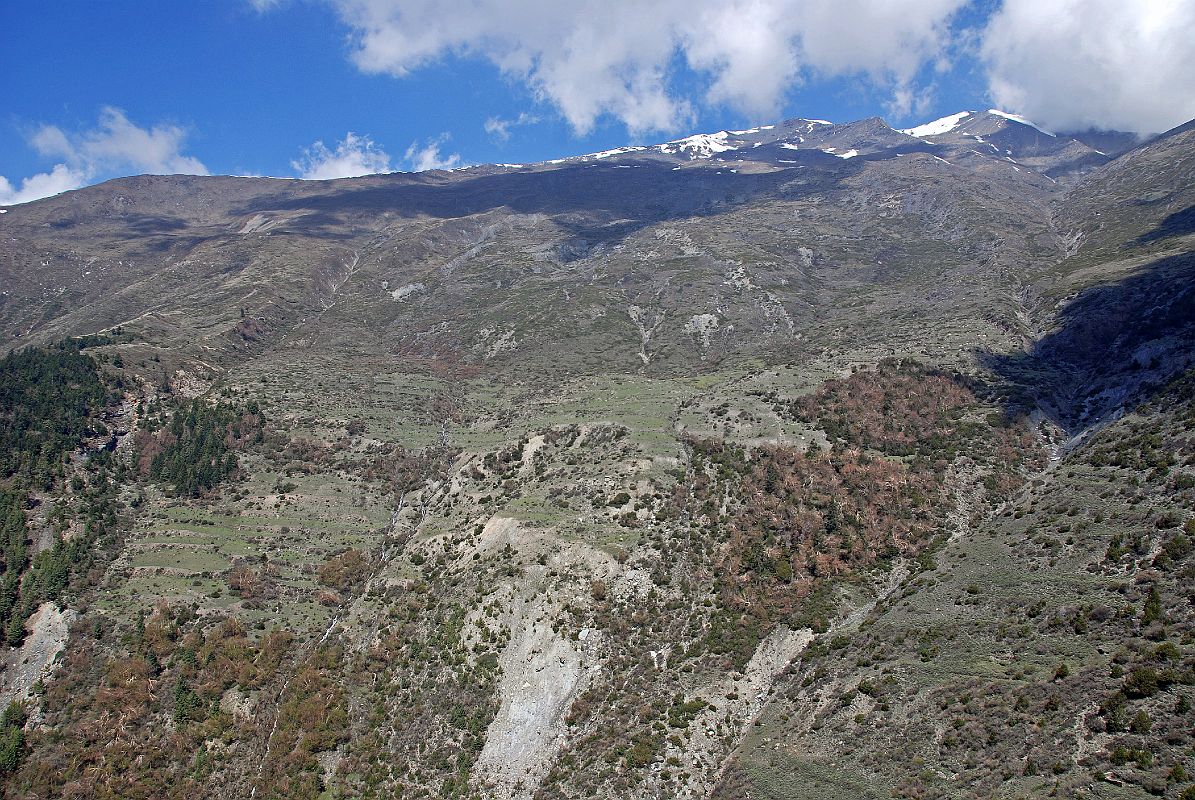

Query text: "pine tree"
[4, 614, 25, 647]
[173, 678, 203, 723]
[1143, 585, 1163, 624]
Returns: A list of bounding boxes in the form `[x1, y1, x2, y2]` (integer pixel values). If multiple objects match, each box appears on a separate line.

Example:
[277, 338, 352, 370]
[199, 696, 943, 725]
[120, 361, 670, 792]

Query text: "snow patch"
[658, 131, 737, 159]
[562, 130, 742, 162]
[589, 145, 649, 159]
[548, 144, 647, 164]
[900, 111, 973, 137]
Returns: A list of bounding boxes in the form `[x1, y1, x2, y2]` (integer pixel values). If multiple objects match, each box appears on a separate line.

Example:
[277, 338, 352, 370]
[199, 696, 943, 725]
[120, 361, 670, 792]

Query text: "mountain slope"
[0, 111, 1192, 800]
[721, 364, 1195, 800]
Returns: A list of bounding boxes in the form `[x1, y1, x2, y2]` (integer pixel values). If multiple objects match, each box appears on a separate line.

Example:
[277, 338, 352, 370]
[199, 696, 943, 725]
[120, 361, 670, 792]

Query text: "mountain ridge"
[0, 108, 1151, 215]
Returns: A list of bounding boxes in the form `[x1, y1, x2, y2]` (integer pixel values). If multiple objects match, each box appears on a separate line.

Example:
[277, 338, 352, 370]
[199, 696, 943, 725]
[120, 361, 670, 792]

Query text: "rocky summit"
[1, 109, 1194, 800]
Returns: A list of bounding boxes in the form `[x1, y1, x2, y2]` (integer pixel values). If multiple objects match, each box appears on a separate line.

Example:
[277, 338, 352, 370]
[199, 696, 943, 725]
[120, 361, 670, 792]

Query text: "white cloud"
[981, 0, 1195, 134]
[0, 164, 88, 206]
[887, 83, 936, 119]
[404, 135, 460, 171]
[484, 112, 540, 142]
[33, 107, 208, 175]
[0, 107, 207, 206]
[686, 0, 962, 121]
[322, 0, 967, 134]
[292, 132, 393, 179]
[290, 131, 459, 178]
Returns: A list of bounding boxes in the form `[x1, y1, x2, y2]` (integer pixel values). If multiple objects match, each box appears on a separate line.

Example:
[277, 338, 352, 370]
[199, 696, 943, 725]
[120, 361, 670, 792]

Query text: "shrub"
[318, 549, 370, 592]
[1125, 667, 1160, 698]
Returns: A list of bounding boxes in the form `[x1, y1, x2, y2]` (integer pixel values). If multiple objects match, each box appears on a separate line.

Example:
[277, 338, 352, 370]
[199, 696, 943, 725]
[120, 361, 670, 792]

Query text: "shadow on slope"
[1135, 204, 1195, 245]
[234, 157, 854, 251]
[981, 249, 1195, 432]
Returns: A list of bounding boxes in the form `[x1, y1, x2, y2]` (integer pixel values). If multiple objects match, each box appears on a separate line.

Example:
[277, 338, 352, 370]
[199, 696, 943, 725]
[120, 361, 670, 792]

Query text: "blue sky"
[2, 1, 1193, 204]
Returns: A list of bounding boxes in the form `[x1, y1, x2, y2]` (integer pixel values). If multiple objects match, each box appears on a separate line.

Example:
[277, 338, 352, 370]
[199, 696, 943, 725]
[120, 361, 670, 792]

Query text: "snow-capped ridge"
[987, 109, 1055, 137]
[900, 111, 974, 138]
[728, 125, 775, 135]
[900, 109, 1056, 139]
[550, 116, 846, 165]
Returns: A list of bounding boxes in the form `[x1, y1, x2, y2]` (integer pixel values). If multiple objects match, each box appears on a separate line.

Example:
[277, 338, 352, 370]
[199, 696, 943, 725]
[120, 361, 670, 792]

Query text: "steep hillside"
[722, 365, 1195, 800]
[0, 112, 1192, 800]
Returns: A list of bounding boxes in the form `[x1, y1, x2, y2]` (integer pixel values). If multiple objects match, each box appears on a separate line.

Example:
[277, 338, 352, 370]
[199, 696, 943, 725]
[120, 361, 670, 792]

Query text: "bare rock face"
[475, 609, 587, 798]
[0, 603, 75, 710]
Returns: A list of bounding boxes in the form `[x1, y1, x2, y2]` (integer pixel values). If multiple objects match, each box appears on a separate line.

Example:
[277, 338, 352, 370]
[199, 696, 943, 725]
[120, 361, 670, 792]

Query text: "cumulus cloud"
[982, 0, 1195, 134]
[0, 164, 88, 206]
[323, 0, 967, 134]
[292, 132, 393, 179]
[887, 83, 937, 119]
[404, 135, 460, 171]
[484, 112, 540, 143]
[33, 107, 208, 175]
[291, 131, 459, 178]
[0, 107, 207, 206]
[686, 0, 962, 120]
